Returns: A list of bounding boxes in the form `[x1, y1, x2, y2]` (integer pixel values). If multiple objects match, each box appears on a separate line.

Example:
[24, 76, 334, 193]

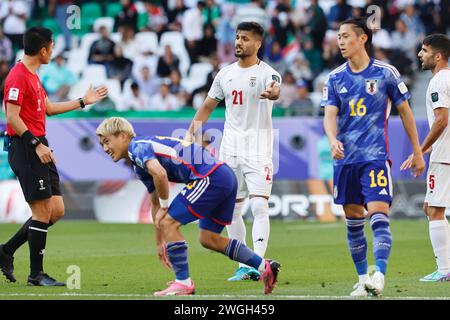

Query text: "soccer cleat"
[154, 280, 195, 297]
[350, 282, 368, 297]
[364, 271, 385, 297]
[260, 259, 281, 295]
[27, 272, 65, 286]
[0, 244, 16, 283]
[227, 267, 260, 281]
[419, 270, 450, 282]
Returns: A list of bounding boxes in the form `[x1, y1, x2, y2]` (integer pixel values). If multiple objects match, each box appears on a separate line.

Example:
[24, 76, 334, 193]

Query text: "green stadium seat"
[42, 18, 61, 36]
[137, 12, 149, 30]
[105, 2, 123, 18]
[81, 3, 102, 19]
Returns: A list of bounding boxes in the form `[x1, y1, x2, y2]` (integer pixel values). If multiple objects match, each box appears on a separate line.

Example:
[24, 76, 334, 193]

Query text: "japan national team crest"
[365, 79, 378, 95]
[249, 77, 256, 87]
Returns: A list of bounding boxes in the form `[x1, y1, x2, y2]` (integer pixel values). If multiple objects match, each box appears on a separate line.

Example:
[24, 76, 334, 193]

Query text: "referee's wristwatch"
[21, 130, 41, 149]
[78, 97, 85, 109]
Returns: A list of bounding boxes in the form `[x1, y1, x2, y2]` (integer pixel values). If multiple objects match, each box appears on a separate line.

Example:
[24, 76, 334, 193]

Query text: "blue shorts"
[333, 160, 393, 206]
[168, 164, 238, 234]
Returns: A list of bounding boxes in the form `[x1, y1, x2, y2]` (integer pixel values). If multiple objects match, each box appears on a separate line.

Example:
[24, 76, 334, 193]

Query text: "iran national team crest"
[249, 77, 257, 87]
[365, 79, 378, 95]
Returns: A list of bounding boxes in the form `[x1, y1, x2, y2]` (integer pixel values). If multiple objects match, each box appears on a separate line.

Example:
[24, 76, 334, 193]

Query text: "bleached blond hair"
[96, 117, 136, 138]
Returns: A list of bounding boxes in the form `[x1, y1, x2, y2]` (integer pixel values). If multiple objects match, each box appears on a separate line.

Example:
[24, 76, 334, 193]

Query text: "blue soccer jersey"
[321, 58, 411, 166]
[128, 136, 223, 193]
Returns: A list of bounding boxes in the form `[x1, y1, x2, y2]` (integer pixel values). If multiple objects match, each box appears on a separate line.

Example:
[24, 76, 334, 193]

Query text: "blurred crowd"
[0, 0, 448, 116]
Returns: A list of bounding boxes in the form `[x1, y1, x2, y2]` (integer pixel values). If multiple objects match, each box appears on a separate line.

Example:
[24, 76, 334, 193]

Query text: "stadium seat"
[82, 65, 108, 84]
[135, 32, 158, 54]
[94, 17, 115, 33]
[105, 2, 123, 18]
[105, 79, 123, 107]
[110, 32, 122, 43]
[81, 3, 103, 33]
[68, 78, 91, 101]
[159, 32, 191, 77]
[79, 32, 100, 61]
[66, 48, 87, 77]
[42, 18, 61, 36]
[180, 62, 213, 93]
[137, 12, 149, 30]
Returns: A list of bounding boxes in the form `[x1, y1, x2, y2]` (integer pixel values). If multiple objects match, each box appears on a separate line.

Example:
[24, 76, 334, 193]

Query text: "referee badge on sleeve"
[8, 88, 19, 101]
[431, 92, 439, 102]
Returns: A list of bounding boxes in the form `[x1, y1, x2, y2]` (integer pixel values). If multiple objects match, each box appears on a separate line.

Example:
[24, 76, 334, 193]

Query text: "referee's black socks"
[28, 220, 48, 277]
[3, 219, 54, 256]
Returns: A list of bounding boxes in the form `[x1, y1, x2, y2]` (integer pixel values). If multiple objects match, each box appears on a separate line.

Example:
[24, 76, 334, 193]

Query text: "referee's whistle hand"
[35, 143, 57, 165]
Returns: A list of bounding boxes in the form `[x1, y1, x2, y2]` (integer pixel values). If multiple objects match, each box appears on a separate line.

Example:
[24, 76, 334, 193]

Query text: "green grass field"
[0, 220, 448, 300]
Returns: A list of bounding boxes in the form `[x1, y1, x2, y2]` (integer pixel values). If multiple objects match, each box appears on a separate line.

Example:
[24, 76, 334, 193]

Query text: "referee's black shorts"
[7, 136, 61, 203]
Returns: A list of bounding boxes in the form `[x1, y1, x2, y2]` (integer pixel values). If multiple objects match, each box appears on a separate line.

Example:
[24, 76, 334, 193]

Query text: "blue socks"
[225, 239, 263, 270]
[346, 218, 368, 276]
[370, 212, 392, 275]
[166, 241, 189, 280]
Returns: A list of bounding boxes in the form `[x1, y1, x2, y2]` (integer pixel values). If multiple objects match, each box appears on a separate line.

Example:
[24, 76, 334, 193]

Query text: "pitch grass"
[0, 220, 448, 300]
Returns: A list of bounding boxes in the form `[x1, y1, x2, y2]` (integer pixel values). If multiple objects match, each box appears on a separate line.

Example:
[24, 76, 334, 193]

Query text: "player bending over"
[96, 117, 280, 296]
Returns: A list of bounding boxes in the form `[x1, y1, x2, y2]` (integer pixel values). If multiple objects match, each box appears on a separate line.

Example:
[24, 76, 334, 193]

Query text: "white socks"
[226, 201, 247, 268]
[429, 220, 450, 274]
[176, 278, 192, 286]
[250, 197, 270, 258]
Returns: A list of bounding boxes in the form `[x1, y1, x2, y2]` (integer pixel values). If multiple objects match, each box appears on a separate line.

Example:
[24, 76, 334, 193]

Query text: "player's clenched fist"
[329, 139, 345, 160]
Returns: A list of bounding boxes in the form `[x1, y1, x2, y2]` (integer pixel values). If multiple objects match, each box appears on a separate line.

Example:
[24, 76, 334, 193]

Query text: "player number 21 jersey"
[208, 61, 282, 161]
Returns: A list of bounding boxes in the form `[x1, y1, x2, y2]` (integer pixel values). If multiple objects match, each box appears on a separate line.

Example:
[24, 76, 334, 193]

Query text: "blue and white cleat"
[227, 267, 260, 281]
[419, 270, 450, 282]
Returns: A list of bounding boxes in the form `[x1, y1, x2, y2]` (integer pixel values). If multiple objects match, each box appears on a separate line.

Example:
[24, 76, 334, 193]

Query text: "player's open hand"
[83, 85, 108, 105]
[259, 81, 280, 100]
[35, 143, 56, 165]
[330, 139, 345, 160]
[400, 153, 413, 171]
[157, 242, 172, 270]
[154, 207, 168, 229]
[410, 153, 425, 177]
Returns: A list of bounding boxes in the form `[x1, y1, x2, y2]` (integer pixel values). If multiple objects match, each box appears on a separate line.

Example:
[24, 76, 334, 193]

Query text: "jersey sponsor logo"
[431, 92, 439, 102]
[272, 74, 281, 83]
[339, 86, 348, 94]
[322, 86, 328, 101]
[398, 82, 408, 94]
[249, 77, 256, 87]
[365, 79, 378, 95]
[8, 88, 19, 101]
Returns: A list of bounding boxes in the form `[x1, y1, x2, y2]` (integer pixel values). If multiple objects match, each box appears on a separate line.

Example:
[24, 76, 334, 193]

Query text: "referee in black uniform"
[0, 27, 108, 286]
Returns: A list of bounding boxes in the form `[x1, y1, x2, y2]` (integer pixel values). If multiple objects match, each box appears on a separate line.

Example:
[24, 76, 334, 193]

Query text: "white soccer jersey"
[426, 68, 450, 163]
[207, 61, 281, 161]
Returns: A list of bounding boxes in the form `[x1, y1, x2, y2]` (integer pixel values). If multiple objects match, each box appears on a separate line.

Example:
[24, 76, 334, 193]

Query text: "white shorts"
[424, 162, 450, 207]
[220, 154, 273, 199]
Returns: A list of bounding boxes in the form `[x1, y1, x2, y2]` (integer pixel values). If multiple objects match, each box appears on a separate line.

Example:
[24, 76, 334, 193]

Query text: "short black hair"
[423, 34, 450, 60]
[131, 82, 139, 90]
[236, 21, 264, 40]
[23, 27, 53, 55]
[340, 17, 373, 54]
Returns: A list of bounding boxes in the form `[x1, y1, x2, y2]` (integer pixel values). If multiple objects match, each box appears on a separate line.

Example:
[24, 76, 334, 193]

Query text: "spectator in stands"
[114, 0, 138, 33]
[182, 1, 206, 64]
[143, 0, 168, 38]
[203, 0, 221, 27]
[286, 79, 315, 116]
[197, 23, 217, 61]
[391, 18, 418, 68]
[304, 0, 327, 52]
[374, 47, 390, 64]
[400, 3, 426, 42]
[157, 45, 180, 78]
[123, 82, 150, 111]
[136, 66, 159, 98]
[270, 4, 295, 49]
[0, 26, 13, 65]
[0, 0, 29, 50]
[169, 69, 188, 107]
[322, 31, 345, 70]
[132, 42, 158, 81]
[216, 2, 235, 64]
[231, 0, 268, 29]
[289, 53, 313, 82]
[0, 59, 10, 101]
[327, 0, 353, 30]
[302, 37, 323, 77]
[40, 54, 77, 102]
[48, 0, 73, 51]
[118, 25, 138, 60]
[277, 71, 297, 109]
[88, 26, 116, 68]
[166, 0, 187, 31]
[266, 40, 287, 76]
[108, 46, 133, 89]
[372, 28, 392, 50]
[149, 82, 181, 111]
